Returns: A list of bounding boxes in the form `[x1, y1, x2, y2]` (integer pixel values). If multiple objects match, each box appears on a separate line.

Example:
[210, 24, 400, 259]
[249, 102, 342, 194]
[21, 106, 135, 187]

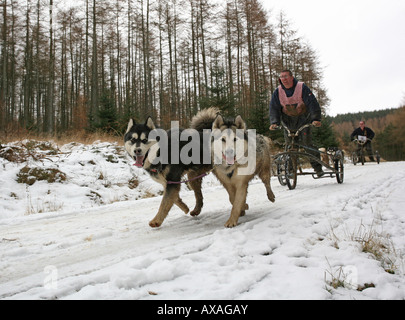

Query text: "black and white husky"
[124, 109, 217, 228]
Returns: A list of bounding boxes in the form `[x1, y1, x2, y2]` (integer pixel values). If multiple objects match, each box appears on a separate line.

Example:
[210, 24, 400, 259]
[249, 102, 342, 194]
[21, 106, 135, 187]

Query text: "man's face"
[280, 72, 294, 89]
[360, 122, 365, 129]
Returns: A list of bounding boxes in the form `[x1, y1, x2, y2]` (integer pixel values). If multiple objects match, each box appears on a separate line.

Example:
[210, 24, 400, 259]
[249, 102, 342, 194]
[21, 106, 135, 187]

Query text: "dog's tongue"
[134, 156, 145, 168]
[226, 156, 235, 165]
[223, 154, 235, 165]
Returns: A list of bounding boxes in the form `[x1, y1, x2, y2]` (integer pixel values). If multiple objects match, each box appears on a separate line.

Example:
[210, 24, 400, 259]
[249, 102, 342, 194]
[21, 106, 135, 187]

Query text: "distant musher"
[350, 121, 376, 162]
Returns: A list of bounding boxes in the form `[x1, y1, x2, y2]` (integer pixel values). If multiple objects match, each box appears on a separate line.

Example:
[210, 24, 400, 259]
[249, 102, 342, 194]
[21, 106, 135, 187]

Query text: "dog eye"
[222, 138, 226, 143]
[131, 138, 137, 144]
[142, 139, 148, 144]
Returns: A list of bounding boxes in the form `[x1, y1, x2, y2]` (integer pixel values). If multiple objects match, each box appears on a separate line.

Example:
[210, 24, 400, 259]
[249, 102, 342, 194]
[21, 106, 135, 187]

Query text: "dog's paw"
[190, 209, 201, 217]
[267, 191, 276, 203]
[149, 220, 162, 228]
[224, 218, 238, 228]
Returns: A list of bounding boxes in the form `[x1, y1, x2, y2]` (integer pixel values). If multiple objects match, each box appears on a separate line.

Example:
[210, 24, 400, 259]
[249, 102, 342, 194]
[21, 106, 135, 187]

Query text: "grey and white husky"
[209, 114, 276, 228]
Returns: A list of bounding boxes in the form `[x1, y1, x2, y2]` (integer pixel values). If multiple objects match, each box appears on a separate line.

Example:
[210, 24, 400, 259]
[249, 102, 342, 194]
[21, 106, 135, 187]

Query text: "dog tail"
[263, 136, 273, 148]
[190, 107, 220, 131]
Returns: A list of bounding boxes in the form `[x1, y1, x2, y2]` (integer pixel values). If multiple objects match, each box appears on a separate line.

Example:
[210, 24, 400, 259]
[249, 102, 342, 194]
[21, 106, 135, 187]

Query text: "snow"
[0, 140, 405, 300]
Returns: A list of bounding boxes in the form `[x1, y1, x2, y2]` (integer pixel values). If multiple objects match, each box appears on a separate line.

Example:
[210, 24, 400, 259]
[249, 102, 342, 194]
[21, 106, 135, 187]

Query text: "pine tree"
[248, 88, 270, 136]
[199, 64, 235, 117]
[94, 90, 118, 134]
[312, 116, 339, 148]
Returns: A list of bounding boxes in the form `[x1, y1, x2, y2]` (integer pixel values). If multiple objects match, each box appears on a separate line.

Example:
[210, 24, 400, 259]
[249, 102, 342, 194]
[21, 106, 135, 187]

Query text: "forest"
[0, 0, 329, 137]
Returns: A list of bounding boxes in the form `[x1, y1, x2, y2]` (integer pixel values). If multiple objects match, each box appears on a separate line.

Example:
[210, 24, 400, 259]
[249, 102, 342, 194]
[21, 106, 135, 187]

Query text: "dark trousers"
[357, 141, 375, 162]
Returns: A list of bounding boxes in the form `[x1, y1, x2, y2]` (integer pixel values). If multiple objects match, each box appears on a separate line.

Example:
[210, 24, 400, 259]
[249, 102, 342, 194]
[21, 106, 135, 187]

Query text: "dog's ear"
[145, 117, 156, 130]
[235, 115, 247, 131]
[212, 114, 224, 130]
[126, 119, 135, 134]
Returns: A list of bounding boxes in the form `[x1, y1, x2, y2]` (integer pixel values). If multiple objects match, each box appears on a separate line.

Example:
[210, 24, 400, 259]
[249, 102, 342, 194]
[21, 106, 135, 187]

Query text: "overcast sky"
[263, 0, 405, 116]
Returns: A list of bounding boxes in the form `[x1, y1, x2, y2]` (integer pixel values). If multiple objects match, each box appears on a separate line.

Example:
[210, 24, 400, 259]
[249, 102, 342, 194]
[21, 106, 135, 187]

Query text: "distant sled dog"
[208, 114, 276, 228]
[124, 109, 218, 228]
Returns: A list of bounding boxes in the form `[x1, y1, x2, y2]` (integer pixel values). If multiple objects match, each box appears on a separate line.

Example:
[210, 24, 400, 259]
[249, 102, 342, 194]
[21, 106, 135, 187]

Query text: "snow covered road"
[1, 161, 405, 300]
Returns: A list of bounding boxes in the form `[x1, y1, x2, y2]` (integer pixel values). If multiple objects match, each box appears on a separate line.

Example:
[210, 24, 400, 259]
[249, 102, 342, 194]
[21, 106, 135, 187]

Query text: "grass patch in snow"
[326, 214, 404, 293]
[351, 219, 402, 275]
[17, 166, 67, 185]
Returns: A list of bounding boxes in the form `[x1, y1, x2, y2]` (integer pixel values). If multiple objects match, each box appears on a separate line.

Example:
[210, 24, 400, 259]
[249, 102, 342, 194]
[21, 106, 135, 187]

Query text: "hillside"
[0, 140, 405, 300]
[329, 109, 398, 125]
[329, 108, 397, 142]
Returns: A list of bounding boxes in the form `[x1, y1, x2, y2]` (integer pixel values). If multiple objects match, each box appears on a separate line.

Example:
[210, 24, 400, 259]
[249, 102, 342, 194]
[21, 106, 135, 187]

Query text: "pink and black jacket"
[270, 78, 322, 130]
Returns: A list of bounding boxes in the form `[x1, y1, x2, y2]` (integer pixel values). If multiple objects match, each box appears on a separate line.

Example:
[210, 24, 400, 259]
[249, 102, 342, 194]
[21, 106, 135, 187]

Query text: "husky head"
[212, 114, 248, 167]
[125, 117, 157, 168]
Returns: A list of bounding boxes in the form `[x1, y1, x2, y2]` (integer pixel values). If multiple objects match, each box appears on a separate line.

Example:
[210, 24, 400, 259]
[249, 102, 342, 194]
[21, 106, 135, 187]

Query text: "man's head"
[279, 70, 294, 89]
[359, 121, 366, 129]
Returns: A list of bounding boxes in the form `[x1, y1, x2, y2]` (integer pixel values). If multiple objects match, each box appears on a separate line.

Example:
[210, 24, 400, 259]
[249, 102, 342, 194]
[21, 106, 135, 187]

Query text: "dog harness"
[134, 160, 216, 185]
[278, 82, 307, 117]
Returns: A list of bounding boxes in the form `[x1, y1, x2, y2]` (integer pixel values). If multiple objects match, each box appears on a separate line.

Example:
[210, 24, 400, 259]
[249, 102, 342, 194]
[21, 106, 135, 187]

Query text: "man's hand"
[269, 124, 279, 131]
[312, 121, 322, 128]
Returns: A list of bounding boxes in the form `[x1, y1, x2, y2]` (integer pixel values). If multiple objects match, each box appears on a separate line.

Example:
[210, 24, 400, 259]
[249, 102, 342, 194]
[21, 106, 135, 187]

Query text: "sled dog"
[210, 114, 276, 228]
[124, 109, 218, 228]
